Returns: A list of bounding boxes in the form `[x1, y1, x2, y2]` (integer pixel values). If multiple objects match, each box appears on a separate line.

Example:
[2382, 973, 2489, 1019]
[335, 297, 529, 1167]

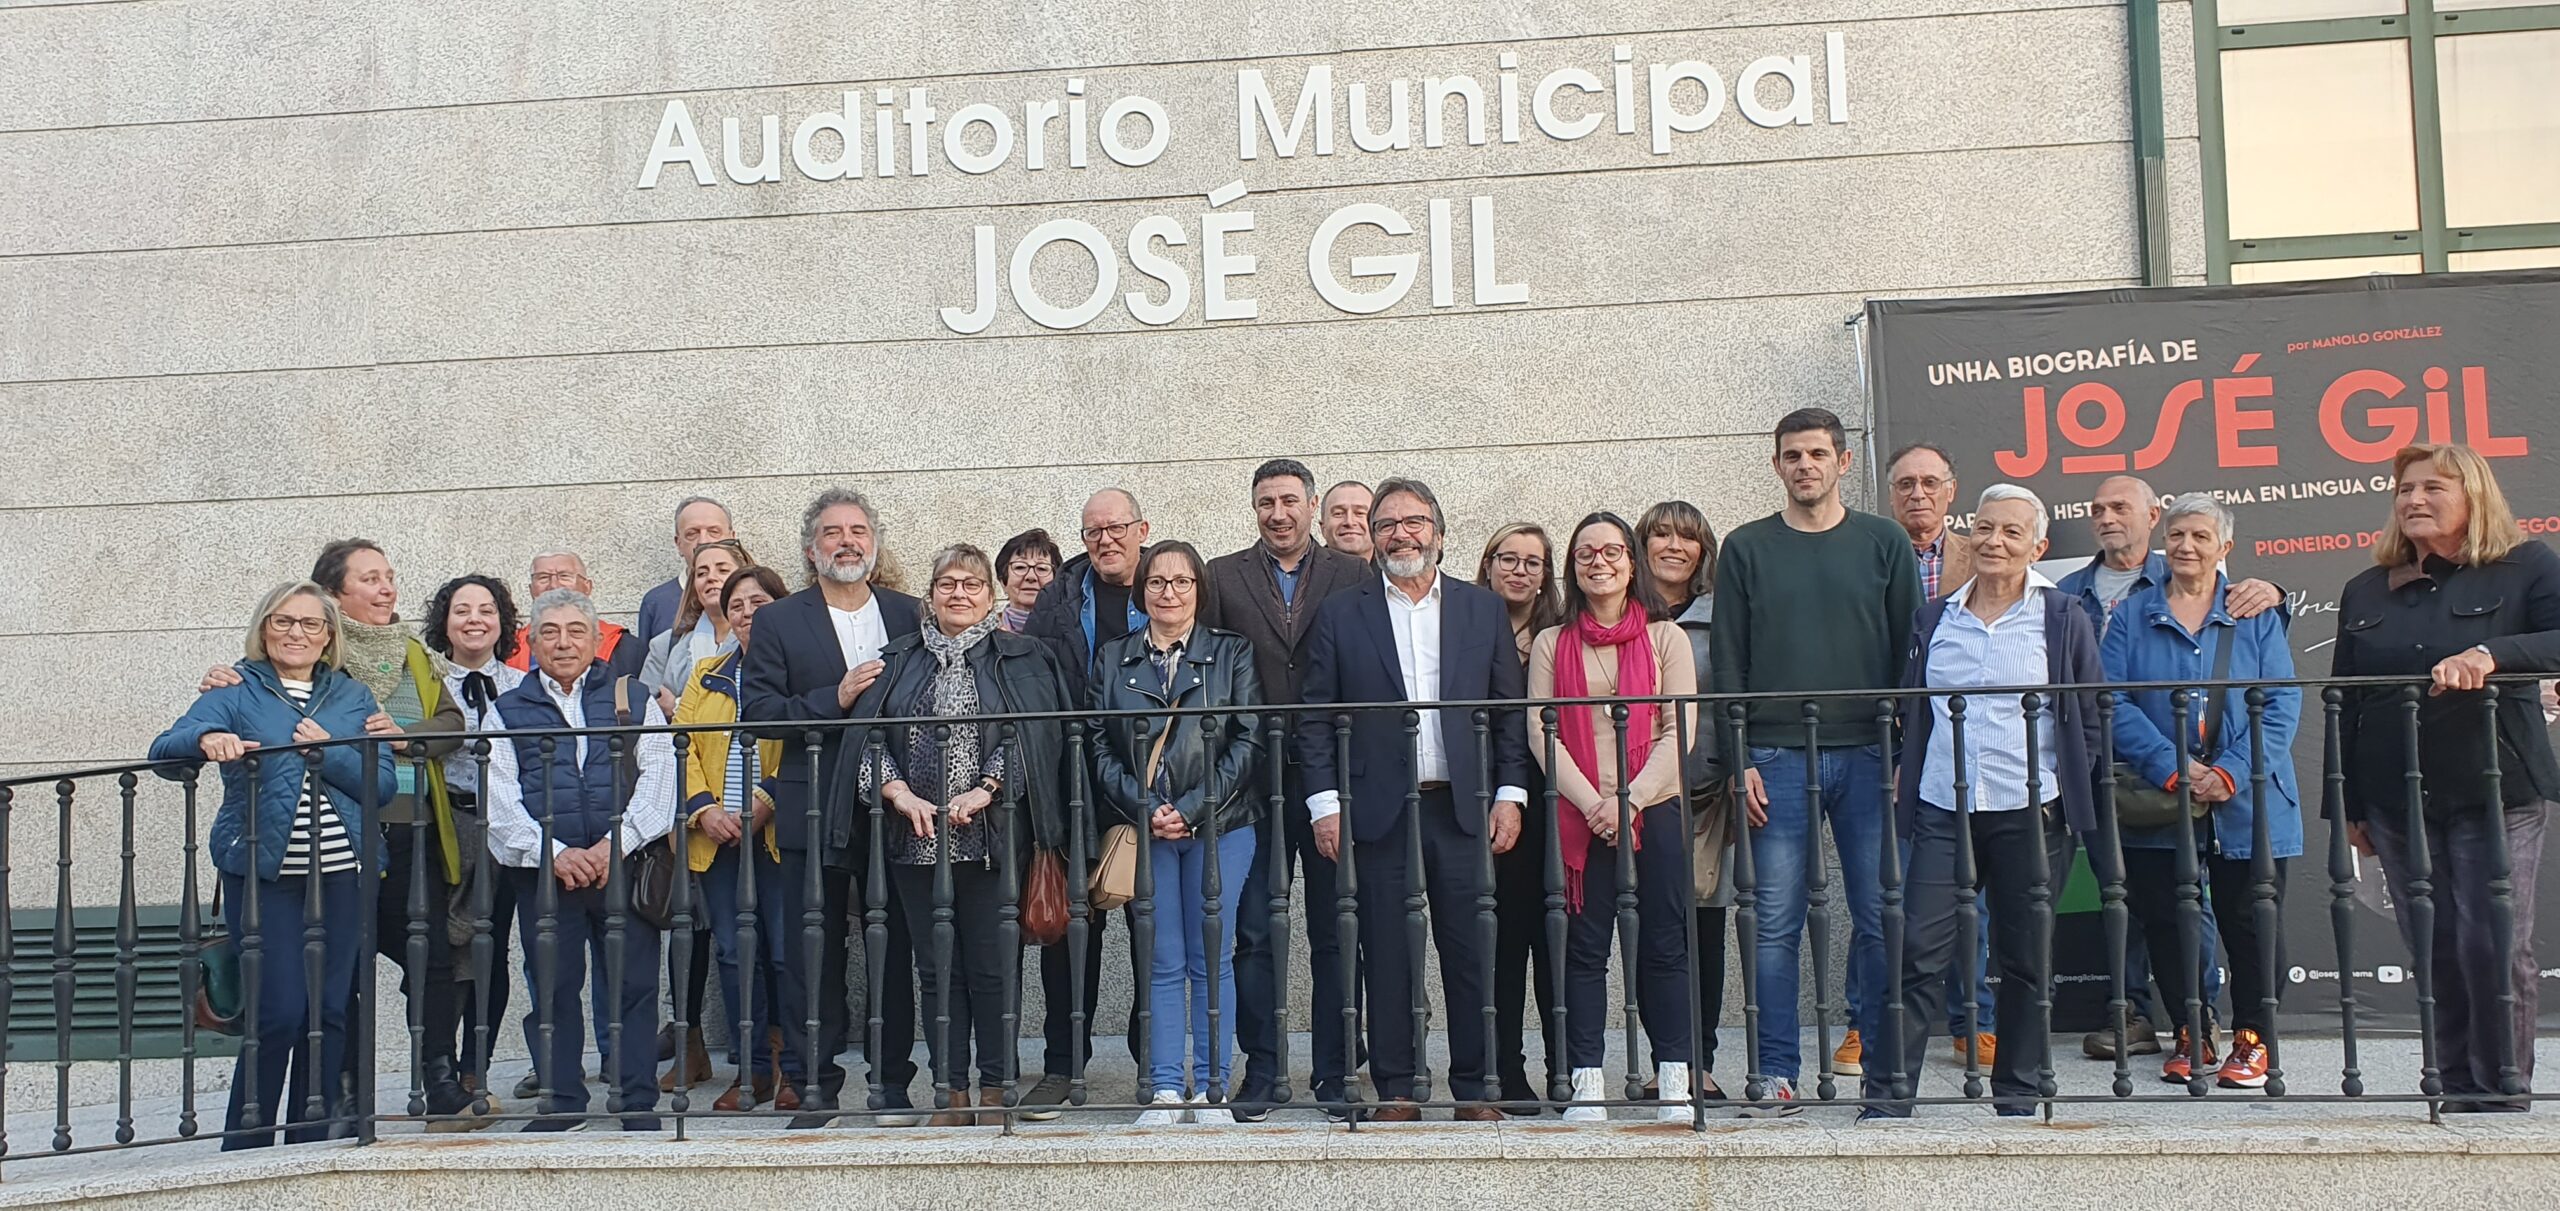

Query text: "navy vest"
[492, 669, 628, 849]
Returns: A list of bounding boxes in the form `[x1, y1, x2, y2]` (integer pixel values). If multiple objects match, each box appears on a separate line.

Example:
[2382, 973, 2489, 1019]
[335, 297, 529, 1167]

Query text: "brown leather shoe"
[976, 1086, 1006, 1126]
[1370, 1099, 1422, 1122]
[1454, 1105, 1502, 1123]
[713, 1081, 747, 1112]
[772, 1080, 801, 1113]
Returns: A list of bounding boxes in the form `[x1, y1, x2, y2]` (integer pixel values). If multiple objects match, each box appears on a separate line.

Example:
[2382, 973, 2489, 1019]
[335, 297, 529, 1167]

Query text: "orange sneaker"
[1832, 1030, 1864, 1076]
[2160, 1026, 2221, 1084]
[1951, 1032, 1997, 1068]
[2217, 1029, 2270, 1089]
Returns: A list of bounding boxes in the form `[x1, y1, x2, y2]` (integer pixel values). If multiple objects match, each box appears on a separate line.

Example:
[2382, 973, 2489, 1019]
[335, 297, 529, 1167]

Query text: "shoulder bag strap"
[2199, 621, 2236, 754]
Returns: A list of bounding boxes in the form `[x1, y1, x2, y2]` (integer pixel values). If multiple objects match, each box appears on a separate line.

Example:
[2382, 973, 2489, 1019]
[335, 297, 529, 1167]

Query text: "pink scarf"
[1555, 602, 1657, 912]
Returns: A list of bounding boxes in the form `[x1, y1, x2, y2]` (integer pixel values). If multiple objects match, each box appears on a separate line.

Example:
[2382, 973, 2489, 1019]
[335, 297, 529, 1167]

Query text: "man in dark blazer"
[1296, 476, 1530, 1122]
[1200, 458, 1371, 1117]
[739, 488, 922, 1125]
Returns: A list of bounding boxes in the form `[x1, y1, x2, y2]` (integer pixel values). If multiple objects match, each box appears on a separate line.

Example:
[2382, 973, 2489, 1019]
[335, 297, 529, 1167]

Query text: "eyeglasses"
[266, 615, 330, 636]
[1892, 476, 1951, 494]
[529, 570, 585, 589]
[1571, 543, 1631, 566]
[1006, 562, 1053, 580]
[1490, 552, 1546, 573]
[1144, 576, 1199, 595]
[1371, 515, 1434, 537]
[1082, 520, 1140, 544]
[932, 576, 990, 595]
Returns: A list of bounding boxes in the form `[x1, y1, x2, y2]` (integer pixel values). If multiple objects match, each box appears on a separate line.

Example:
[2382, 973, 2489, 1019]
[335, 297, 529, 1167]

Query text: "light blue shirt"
[1921, 574, 2063, 814]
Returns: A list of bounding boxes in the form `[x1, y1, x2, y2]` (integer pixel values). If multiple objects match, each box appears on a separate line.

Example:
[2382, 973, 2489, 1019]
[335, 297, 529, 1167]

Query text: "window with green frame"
[2195, 0, 2560, 282]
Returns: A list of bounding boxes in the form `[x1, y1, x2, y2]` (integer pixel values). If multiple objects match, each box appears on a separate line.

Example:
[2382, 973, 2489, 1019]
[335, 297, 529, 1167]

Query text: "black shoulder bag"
[2109, 626, 2232, 831]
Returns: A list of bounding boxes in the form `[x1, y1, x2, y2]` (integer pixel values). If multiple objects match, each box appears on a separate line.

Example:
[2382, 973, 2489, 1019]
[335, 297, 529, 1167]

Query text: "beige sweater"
[1526, 619, 1697, 815]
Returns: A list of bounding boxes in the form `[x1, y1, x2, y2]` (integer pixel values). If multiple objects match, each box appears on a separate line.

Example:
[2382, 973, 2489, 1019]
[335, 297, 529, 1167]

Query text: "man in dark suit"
[738, 488, 922, 1125]
[1017, 486, 1150, 1116]
[1297, 476, 1530, 1122]
[1200, 458, 1370, 1118]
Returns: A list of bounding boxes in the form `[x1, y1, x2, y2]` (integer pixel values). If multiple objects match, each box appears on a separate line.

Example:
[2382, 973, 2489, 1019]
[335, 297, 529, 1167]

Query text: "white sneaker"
[1135, 1089, 1189, 1127]
[1656, 1062, 1692, 1122]
[1738, 1076, 1804, 1119]
[1187, 1091, 1235, 1126]
[1561, 1067, 1608, 1123]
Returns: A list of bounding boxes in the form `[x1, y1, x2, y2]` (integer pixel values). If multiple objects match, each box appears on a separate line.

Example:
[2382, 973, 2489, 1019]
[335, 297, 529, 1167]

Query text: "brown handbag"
[1021, 849, 1070, 945]
[1089, 720, 1173, 912]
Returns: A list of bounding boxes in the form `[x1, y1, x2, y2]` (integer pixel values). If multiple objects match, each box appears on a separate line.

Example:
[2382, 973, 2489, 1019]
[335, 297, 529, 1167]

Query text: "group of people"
[149, 408, 2560, 1144]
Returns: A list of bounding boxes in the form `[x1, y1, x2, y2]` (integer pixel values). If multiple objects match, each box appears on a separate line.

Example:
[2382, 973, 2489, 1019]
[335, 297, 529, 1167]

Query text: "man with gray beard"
[740, 488, 925, 1126]
[1296, 477, 1530, 1121]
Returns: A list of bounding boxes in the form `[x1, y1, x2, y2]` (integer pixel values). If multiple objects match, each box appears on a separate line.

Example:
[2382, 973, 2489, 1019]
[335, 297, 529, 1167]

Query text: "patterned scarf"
[339, 616, 420, 707]
[920, 610, 1006, 798]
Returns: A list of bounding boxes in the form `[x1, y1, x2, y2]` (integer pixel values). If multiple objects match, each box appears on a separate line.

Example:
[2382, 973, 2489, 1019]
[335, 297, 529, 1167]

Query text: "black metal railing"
[0, 673, 2546, 1171]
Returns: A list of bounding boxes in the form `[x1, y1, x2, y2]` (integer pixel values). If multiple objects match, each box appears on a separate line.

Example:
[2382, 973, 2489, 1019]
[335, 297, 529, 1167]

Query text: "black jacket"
[1088, 628, 1266, 835]
[833, 627, 1075, 854]
[1023, 551, 1148, 706]
[1894, 588, 2108, 837]
[737, 584, 923, 855]
[2332, 542, 2560, 820]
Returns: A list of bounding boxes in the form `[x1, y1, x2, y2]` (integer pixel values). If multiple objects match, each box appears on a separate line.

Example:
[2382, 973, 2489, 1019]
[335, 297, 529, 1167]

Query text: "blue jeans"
[1747, 744, 1887, 1083]
[1144, 826, 1257, 1096]
[221, 871, 363, 1149]
[701, 844, 793, 1080]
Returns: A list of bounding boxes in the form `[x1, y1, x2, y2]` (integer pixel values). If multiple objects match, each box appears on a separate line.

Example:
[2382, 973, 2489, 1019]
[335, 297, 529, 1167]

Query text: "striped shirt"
[277, 678, 359, 876]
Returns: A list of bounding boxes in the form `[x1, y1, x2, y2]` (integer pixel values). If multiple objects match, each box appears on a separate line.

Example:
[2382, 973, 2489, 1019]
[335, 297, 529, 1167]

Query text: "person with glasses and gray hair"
[506, 551, 647, 681]
[1298, 476, 1532, 1121]
[2103, 491, 2301, 1092]
[1866, 484, 2104, 1119]
[153, 582, 397, 1148]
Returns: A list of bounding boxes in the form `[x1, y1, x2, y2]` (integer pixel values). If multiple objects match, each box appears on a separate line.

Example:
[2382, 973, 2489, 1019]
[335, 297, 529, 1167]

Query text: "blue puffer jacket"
[149, 660, 397, 881]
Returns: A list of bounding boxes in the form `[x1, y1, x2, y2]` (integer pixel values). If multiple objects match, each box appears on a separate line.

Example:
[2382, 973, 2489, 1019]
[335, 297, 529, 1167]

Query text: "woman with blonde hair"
[2333, 442, 2560, 1113]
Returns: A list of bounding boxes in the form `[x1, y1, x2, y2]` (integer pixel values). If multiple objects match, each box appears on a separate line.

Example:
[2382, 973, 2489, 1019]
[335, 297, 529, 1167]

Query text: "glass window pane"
[2219, 0, 2401, 21]
[2220, 42, 2419, 239]
[2438, 0, 2553, 11]
[2450, 248, 2560, 271]
[2439, 31, 2560, 227]
[2230, 255, 2425, 283]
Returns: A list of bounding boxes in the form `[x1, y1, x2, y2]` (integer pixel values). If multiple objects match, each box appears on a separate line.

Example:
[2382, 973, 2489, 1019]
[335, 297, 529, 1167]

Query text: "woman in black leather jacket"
[1089, 541, 1265, 1125]
[844, 542, 1071, 1125]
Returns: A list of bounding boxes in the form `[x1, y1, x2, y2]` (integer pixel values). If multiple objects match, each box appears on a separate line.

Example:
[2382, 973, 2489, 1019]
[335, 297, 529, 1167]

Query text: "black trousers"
[1039, 890, 1140, 1076]
[510, 867, 660, 1119]
[454, 855, 513, 1080]
[1565, 800, 1694, 1068]
[893, 862, 1015, 1091]
[1492, 799, 1559, 1095]
[2122, 847, 2288, 1039]
[773, 846, 917, 1109]
[2366, 801, 2548, 1109]
[1353, 787, 1493, 1103]
[1867, 803, 2075, 1111]
[375, 827, 463, 1091]
[1236, 756, 1355, 1098]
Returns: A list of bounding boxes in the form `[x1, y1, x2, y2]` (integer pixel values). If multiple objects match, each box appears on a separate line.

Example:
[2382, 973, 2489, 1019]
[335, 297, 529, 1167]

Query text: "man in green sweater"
[1710, 407, 1921, 1115]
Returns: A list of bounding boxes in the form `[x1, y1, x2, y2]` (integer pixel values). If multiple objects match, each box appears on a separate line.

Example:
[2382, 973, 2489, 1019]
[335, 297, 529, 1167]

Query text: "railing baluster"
[1876, 694, 1906, 1108]
[240, 755, 266, 1138]
[1612, 705, 1641, 1107]
[1066, 722, 1094, 1113]
[1331, 712, 1361, 1129]
[2170, 691, 2208, 1098]
[735, 736, 763, 1112]
[1472, 708, 1498, 1119]
[114, 774, 140, 1144]
[1401, 709, 1430, 1108]
[670, 730, 695, 1130]
[1948, 697, 1982, 1103]
[2023, 692, 2057, 1119]
[1540, 708, 1569, 1108]
[405, 745, 431, 1121]
[534, 737, 561, 1117]
[604, 733, 629, 1122]
[2478, 691, 2522, 1104]
[932, 722, 958, 1118]
[2322, 690, 2364, 1097]
[1133, 720, 1158, 1104]
[52, 779, 75, 1151]
[467, 741, 497, 1117]
[2246, 691, 2284, 1098]
[1799, 704, 1834, 1103]
[1725, 702, 1764, 1105]
[1203, 713, 1231, 1109]
[2400, 687, 2444, 1117]
[176, 769, 201, 1137]
[862, 724, 890, 1120]
[996, 724, 1022, 1134]
[2095, 691, 2133, 1099]
[1262, 712, 1294, 1109]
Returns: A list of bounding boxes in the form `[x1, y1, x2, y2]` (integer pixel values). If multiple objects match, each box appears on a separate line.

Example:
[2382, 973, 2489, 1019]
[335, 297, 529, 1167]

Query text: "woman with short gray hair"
[2101, 491, 2301, 1091]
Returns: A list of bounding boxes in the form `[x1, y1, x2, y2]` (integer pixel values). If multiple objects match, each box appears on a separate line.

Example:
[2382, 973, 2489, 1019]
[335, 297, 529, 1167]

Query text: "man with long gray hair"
[740, 488, 926, 1126]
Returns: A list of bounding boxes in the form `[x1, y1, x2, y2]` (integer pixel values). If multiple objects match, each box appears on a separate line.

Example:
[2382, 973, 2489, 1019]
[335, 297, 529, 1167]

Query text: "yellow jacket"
[673, 650, 782, 872]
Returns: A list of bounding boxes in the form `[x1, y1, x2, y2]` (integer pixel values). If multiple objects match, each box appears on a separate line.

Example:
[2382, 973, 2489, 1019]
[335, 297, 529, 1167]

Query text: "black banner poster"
[1865, 270, 2560, 1031]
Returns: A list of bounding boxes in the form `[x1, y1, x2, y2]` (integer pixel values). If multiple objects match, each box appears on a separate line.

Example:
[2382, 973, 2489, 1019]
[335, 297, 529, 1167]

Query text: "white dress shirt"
[1308, 574, 1526, 821]
[829, 596, 889, 671]
[1920, 573, 2064, 814]
[482, 664, 677, 867]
